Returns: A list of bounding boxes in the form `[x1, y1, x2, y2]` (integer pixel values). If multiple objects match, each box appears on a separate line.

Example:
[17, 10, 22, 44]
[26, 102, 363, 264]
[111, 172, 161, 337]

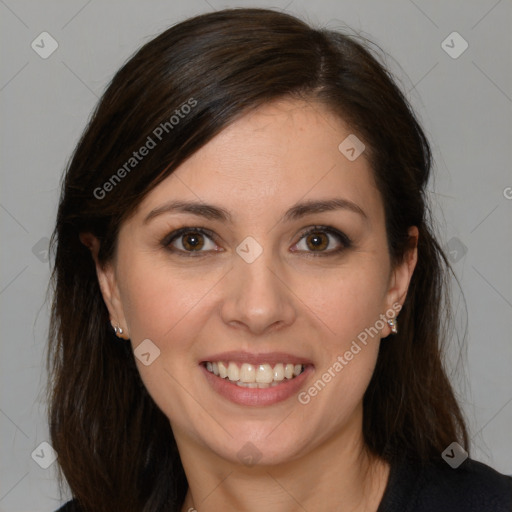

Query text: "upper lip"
[201, 351, 313, 366]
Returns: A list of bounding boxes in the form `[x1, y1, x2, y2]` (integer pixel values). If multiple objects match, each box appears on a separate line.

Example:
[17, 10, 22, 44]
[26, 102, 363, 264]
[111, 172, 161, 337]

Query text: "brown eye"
[305, 232, 329, 251]
[181, 232, 205, 251]
[293, 226, 351, 256]
[164, 228, 218, 255]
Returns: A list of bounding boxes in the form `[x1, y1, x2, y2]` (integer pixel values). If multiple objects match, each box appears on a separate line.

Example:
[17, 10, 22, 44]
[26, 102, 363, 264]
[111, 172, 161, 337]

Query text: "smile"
[204, 361, 306, 388]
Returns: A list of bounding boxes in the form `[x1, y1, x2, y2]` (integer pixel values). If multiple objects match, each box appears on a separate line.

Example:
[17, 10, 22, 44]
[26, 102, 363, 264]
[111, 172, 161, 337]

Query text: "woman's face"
[95, 98, 416, 466]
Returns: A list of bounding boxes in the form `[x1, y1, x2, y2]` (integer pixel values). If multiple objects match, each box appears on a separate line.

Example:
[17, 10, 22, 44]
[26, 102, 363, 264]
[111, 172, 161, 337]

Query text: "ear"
[79, 232, 130, 339]
[382, 226, 418, 335]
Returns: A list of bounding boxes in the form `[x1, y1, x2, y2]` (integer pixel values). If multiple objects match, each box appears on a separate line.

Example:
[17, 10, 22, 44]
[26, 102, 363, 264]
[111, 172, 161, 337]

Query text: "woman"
[47, 8, 511, 512]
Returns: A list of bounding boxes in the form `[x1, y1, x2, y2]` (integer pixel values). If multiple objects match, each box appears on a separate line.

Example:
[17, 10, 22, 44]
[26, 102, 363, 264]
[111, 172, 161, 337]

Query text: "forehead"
[135, 99, 383, 224]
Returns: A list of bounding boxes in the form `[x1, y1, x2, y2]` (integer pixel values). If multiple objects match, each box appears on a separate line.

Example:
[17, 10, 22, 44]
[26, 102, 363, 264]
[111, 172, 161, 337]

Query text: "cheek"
[299, 269, 385, 426]
[303, 261, 390, 344]
[296, 258, 388, 410]
[118, 254, 223, 344]
[116, 256, 223, 421]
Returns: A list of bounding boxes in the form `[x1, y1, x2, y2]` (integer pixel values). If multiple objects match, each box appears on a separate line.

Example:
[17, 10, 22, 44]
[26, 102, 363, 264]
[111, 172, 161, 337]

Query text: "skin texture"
[82, 98, 418, 511]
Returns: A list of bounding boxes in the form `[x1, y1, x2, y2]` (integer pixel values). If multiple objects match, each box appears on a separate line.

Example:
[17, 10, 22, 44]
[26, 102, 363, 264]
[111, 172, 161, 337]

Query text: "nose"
[220, 245, 296, 336]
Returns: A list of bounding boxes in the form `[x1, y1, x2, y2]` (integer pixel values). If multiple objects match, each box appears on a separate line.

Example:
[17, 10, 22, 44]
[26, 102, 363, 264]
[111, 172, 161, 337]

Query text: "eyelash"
[161, 225, 352, 258]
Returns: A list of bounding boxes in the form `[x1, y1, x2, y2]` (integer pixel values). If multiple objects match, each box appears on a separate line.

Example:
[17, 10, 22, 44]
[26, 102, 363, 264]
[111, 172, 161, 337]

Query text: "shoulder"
[55, 499, 81, 512]
[379, 457, 512, 512]
[420, 458, 512, 510]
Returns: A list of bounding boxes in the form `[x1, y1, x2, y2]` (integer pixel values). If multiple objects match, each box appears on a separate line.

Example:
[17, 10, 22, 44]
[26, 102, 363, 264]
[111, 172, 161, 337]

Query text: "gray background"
[1, 0, 511, 510]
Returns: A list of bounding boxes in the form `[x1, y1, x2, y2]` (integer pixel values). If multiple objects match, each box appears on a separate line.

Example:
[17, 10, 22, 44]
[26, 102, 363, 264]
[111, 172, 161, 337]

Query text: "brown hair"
[47, 7, 468, 511]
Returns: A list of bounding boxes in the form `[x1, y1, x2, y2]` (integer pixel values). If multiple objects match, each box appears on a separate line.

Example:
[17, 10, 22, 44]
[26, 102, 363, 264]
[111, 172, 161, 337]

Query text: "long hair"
[47, 8, 468, 511]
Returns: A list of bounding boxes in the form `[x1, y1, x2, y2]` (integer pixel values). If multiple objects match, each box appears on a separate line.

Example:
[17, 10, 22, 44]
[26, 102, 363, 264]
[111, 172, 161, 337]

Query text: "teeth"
[273, 363, 285, 381]
[236, 381, 275, 389]
[227, 362, 239, 381]
[218, 362, 228, 378]
[206, 361, 305, 385]
[240, 363, 256, 383]
[255, 364, 273, 383]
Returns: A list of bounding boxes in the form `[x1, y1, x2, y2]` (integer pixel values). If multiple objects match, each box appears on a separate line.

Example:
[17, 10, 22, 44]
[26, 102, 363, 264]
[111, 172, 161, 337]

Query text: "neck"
[177, 412, 390, 512]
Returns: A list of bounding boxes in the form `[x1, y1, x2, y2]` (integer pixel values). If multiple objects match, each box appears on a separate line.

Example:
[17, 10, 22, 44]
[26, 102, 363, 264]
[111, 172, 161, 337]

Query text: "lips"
[200, 351, 314, 406]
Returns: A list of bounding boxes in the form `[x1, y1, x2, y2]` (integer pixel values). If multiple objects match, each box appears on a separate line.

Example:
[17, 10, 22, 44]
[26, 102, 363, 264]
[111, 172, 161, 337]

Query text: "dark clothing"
[56, 457, 512, 511]
[376, 457, 512, 511]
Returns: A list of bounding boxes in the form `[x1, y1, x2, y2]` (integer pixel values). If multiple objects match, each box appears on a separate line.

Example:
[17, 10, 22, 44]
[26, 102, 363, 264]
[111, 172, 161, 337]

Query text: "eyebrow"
[143, 197, 367, 225]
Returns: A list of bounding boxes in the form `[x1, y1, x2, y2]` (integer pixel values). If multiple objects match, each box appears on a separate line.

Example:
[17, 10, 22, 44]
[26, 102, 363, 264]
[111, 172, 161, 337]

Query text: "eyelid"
[161, 226, 221, 254]
[292, 225, 352, 255]
[297, 225, 351, 245]
[161, 225, 352, 256]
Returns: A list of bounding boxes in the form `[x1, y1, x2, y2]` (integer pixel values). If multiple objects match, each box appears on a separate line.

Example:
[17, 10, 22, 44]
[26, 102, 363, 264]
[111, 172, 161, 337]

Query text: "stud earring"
[112, 322, 124, 337]
[387, 318, 398, 335]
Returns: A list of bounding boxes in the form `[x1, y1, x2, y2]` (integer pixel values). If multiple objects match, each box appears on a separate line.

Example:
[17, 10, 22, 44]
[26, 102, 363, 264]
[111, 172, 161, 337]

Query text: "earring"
[387, 318, 398, 334]
[112, 322, 124, 337]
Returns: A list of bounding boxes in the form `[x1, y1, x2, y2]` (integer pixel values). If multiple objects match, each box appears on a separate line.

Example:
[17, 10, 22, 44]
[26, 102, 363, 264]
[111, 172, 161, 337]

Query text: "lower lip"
[200, 364, 313, 406]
